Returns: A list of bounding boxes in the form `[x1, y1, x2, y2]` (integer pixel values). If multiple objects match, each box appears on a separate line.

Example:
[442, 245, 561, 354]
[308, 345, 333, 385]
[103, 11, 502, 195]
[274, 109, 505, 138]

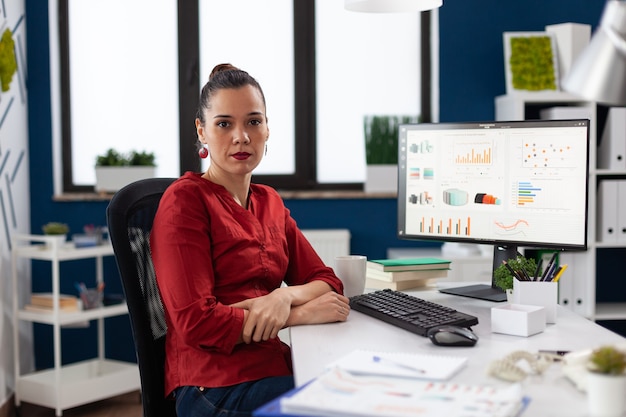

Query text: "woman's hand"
[287, 291, 351, 327]
[230, 289, 292, 344]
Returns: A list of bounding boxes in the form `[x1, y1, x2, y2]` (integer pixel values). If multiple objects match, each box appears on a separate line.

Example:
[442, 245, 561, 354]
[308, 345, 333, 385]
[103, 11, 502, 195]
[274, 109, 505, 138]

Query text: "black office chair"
[107, 177, 177, 417]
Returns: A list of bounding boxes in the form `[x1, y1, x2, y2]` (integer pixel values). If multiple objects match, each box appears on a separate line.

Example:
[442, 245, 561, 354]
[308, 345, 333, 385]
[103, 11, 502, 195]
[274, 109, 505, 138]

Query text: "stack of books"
[25, 293, 79, 313]
[365, 257, 451, 290]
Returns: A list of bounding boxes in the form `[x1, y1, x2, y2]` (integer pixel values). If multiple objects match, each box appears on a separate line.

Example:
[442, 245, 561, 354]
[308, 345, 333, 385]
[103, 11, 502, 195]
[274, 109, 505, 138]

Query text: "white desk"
[290, 283, 626, 417]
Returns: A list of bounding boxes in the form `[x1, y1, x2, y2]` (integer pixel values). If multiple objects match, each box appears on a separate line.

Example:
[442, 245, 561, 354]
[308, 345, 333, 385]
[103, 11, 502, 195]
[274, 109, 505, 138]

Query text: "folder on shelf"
[618, 180, 626, 243]
[598, 107, 626, 170]
[597, 180, 618, 243]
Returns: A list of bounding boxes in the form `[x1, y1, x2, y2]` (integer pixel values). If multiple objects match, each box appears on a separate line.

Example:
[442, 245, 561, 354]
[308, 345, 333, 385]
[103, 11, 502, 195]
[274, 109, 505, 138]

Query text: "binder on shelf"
[618, 180, 626, 242]
[597, 180, 618, 243]
[598, 107, 626, 170]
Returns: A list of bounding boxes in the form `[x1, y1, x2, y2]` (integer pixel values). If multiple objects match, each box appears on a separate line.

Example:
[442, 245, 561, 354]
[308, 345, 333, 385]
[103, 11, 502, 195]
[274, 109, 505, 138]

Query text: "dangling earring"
[264, 144, 268, 156]
[199, 145, 208, 159]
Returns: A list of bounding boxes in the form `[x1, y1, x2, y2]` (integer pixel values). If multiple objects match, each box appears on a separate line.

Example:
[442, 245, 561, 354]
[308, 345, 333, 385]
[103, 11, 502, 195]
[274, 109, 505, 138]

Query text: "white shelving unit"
[495, 92, 626, 322]
[11, 234, 140, 416]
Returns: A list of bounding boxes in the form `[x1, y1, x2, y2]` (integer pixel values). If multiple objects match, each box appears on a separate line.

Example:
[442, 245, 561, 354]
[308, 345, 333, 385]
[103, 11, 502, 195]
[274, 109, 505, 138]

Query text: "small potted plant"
[586, 345, 626, 417]
[364, 115, 419, 193]
[95, 148, 156, 193]
[42, 222, 70, 247]
[42, 222, 69, 236]
[493, 255, 537, 300]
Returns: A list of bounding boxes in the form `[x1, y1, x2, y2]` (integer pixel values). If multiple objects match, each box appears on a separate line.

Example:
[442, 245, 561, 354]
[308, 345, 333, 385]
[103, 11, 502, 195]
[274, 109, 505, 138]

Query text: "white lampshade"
[562, 0, 626, 105]
[344, 0, 442, 13]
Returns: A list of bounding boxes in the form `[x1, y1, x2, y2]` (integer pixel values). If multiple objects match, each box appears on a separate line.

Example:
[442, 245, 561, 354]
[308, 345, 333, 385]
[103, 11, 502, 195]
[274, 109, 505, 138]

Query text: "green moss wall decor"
[503, 32, 559, 93]
[0, 28, 17, 92]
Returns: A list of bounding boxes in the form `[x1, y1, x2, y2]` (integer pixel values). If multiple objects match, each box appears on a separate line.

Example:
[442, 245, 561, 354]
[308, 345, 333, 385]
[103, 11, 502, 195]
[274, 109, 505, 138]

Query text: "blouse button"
[260, 244, 266, 251]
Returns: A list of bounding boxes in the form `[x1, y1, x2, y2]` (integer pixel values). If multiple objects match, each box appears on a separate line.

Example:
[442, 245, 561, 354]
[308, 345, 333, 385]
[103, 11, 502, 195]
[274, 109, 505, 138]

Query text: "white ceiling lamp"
[562, 0, 626, 105]
[344, 0, 443, 13]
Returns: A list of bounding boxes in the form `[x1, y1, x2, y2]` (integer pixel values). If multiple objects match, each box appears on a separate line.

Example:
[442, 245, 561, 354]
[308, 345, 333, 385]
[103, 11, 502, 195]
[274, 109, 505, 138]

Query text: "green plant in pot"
[42, 222, 69, 235]
[493, 255, 538, 292]
[95, 148, 156, 167]
[364, 115, 419, 165]
[364, 115, 419, 193]
[588, 346, 626, 375]
[586, 345, 626, 417]
[95, 148, 156, 193]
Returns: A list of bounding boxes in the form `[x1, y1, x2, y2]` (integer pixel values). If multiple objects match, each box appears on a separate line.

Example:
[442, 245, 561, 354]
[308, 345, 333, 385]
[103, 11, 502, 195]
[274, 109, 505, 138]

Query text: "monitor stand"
[438, 245, 517, 303]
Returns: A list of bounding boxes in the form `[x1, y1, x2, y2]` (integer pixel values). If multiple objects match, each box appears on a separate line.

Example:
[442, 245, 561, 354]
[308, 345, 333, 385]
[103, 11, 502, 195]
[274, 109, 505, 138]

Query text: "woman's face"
[197, 85, 269, 177]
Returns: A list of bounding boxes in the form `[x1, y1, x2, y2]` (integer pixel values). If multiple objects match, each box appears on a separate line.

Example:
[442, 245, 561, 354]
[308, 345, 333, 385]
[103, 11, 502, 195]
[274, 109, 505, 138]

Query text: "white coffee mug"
[334, 255, 367, 298]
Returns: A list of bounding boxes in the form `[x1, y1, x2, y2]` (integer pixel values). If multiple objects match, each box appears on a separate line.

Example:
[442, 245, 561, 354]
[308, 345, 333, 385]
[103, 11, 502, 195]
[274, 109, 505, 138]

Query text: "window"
[61, 0, 179, 192]
[59, 0, 431, 192]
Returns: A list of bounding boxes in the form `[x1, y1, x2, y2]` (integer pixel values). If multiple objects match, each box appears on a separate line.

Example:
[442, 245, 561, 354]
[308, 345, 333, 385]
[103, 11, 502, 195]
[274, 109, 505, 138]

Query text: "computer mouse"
[427, 325, 478, 347]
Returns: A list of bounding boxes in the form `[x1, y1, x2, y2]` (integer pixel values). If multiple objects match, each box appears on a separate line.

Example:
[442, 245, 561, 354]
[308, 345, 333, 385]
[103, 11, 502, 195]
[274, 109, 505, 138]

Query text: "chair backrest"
[107, 177, 177, 417]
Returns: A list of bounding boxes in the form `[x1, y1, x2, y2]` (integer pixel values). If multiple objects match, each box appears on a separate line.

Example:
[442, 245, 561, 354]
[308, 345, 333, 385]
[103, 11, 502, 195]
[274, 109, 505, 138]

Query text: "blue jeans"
[174, 376, 295, 417]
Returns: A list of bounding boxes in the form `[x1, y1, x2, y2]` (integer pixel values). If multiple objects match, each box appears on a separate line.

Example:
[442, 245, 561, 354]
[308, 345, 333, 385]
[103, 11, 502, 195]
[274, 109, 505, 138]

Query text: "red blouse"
[150, 172, 343, 396]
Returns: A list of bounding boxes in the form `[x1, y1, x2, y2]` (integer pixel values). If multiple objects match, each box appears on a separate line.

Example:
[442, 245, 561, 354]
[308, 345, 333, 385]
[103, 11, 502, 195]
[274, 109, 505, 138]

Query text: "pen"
[518, 267, 532, 281]
[503, 260, 524, 281]
[543, 260, 560, 282]
[533, 258, 543, 281]
[540, 252, 558, 281]
[552, 264, 568, 282]
[372, 355, 425, 374]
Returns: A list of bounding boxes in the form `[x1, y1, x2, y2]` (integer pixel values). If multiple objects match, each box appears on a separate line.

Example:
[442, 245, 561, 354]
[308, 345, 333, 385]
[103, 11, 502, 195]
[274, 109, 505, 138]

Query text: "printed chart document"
[326, 349, 468, 380]
[279, 368, 525, 417]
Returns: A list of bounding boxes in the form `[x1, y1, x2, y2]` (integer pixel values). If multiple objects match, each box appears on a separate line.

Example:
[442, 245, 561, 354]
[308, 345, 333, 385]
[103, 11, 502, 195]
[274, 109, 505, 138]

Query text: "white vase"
[95, 166, 156, 193]
[587, 372, 626, 417]
[44, 234, 67, 250]
[365, 164, 397, 193]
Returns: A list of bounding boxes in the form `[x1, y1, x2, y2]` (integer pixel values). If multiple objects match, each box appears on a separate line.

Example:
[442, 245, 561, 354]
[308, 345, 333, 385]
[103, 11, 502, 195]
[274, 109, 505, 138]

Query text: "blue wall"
[24, 0, 605, 367]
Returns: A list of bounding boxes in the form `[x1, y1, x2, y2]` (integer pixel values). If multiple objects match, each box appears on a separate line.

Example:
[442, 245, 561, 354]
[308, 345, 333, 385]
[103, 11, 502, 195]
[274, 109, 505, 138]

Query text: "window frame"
[59, 0, 433, 192]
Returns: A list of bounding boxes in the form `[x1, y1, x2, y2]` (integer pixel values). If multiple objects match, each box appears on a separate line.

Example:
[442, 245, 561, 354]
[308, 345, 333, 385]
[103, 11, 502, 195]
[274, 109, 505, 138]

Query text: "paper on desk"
[326, 349, 468, 380]
[281, 367, 525, 417]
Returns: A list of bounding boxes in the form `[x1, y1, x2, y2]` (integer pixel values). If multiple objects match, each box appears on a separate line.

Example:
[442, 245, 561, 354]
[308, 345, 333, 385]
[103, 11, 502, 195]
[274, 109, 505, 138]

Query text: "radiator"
[301, 229, 351, 268]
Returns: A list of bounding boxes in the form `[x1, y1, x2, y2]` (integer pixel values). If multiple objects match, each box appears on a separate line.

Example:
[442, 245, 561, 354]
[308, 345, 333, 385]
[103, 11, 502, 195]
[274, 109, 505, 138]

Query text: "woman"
[150, 63, 351, 417]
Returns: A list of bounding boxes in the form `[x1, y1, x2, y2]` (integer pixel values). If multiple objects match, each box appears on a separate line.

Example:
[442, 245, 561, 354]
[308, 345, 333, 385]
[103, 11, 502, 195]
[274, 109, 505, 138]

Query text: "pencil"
[552, 264, 568, 282]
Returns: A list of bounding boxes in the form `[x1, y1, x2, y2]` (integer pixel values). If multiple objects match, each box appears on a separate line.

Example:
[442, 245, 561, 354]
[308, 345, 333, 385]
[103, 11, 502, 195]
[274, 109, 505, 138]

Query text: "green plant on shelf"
[42, 222, 69, 235]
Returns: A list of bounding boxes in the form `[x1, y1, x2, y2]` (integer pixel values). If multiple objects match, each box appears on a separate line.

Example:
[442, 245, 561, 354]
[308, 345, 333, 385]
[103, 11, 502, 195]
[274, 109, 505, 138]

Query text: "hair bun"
[209, 63, 239, 80]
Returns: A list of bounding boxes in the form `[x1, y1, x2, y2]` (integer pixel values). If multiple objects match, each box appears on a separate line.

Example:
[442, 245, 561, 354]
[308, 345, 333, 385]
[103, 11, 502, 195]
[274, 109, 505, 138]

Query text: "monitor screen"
[397, 119, 590, 301]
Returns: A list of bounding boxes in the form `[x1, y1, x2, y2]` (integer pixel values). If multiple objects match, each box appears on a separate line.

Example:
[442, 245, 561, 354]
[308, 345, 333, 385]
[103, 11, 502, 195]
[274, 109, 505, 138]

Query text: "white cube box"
[491, 304, 546, 337]
[545, 22, 591, 81]
[513, 280, 558, 323]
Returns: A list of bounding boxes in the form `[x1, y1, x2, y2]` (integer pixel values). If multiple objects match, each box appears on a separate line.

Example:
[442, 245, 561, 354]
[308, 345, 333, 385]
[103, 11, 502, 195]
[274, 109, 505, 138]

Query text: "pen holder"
[513, 279, 557, 323]
[81, 288, 103, 310]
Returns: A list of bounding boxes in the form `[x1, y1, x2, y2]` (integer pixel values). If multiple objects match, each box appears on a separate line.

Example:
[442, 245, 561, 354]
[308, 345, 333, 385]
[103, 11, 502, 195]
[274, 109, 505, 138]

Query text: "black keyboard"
[349, 289, 479, 336]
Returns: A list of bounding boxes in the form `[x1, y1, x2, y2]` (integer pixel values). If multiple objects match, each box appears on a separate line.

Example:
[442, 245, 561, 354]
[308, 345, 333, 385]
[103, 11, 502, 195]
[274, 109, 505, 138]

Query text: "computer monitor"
[397, 119, 590, 302]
